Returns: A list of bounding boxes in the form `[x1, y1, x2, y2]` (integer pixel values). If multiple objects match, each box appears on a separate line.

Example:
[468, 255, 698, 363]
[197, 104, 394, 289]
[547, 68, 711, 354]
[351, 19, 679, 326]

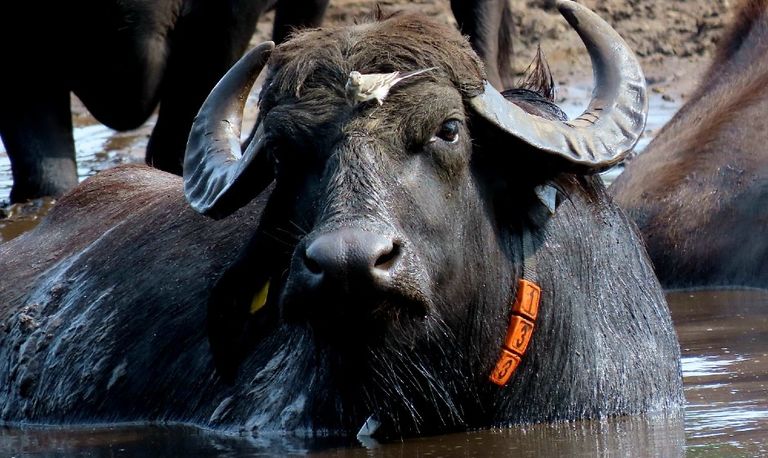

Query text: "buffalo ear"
[207, 248, 278, 383]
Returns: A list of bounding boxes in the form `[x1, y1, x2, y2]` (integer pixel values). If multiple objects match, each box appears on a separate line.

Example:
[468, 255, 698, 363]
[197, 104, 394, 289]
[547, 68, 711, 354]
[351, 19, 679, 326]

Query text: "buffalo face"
[183, 1, 648, 436]
[270, 81, 508, 347]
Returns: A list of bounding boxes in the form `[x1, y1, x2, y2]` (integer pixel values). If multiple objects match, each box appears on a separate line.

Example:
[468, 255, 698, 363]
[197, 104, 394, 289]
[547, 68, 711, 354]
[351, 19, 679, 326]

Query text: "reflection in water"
[671, 290, 768, 456]
[0, 424, 343, 457]
[684, 355, 747, 378]
[0, 416, 687, 458]
[314, 415, 686, 457]
[0, 291, 765, 456]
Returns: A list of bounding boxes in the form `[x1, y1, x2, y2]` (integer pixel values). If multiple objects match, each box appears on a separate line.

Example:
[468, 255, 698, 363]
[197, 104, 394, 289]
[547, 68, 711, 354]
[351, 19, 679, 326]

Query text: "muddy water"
[1, 290, 766, 456]
[672, 289, 768, 456]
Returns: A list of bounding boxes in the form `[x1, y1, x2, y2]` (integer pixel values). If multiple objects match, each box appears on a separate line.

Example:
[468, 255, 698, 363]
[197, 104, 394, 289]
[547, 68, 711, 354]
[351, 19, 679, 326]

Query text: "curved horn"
[184, 41, 275, 217]
[469, 0, 647, 170]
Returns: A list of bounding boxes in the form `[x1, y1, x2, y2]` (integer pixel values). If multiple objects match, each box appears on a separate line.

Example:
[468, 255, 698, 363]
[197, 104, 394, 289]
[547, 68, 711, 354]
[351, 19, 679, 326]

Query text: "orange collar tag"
[490, 279, 541, 386]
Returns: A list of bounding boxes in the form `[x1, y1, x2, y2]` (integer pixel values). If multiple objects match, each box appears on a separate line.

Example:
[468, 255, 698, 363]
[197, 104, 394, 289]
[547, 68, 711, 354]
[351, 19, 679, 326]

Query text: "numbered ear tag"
[490, 348, 521, 386]
[512, 279, 540, 321]
[250, 280, 270, 314]
[489, 279, 541, 387]
[504, 315, 535, 355]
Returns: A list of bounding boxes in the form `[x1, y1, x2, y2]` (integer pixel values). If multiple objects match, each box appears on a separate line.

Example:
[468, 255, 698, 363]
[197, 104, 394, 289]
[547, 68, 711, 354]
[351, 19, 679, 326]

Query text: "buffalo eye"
[431, 119, 461, 144]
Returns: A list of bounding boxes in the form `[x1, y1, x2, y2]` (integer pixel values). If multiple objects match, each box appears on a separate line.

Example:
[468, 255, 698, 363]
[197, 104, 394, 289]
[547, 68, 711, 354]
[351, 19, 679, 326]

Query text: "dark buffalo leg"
[272, 0, 331, 44]
[145, 1, 264, 175]
[0, 85, 78, 203]
[451, 0, 515, 89]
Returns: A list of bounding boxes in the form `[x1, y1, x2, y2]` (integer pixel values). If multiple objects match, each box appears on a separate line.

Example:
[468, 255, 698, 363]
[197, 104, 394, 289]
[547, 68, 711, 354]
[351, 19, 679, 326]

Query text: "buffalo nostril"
[374, 241, 401, 271]
[302, 230, 402, 285]
[303, 249, 323, 275]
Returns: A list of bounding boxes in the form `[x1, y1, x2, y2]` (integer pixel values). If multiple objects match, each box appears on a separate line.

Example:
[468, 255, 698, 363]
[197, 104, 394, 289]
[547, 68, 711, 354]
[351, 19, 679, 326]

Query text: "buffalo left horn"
[469, 0, 647, 171]
[184, 41, 275, 217]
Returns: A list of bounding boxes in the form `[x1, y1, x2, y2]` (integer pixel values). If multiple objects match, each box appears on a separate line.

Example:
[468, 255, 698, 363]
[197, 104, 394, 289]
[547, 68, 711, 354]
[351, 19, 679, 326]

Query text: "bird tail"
[399, 66, 438, 79]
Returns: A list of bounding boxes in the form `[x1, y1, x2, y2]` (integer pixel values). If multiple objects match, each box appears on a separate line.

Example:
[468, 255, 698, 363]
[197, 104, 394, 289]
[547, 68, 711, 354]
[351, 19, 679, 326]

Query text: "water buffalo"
[0, 2, 682, 438]
[610, 0, 768, 290]
[0, 0, 513, 205]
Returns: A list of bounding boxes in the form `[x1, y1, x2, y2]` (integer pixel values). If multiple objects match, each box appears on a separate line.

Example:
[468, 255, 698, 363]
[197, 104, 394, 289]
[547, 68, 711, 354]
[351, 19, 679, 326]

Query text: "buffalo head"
[174, 1, 672, 436]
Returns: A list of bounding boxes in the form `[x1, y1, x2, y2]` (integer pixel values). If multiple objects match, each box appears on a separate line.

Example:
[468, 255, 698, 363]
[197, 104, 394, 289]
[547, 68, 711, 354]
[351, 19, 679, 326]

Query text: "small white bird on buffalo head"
[345, 67, 437, 106]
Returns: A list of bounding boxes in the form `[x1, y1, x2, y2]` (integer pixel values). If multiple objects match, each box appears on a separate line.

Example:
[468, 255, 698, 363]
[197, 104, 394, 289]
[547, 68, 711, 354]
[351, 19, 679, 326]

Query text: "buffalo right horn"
[469, 0, 647, 171]
[184, 41, 275, 218]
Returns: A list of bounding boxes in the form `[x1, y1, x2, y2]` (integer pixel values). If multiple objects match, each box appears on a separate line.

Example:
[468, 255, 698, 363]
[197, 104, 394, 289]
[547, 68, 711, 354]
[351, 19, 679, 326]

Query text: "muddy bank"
[510, 0, 730, 98]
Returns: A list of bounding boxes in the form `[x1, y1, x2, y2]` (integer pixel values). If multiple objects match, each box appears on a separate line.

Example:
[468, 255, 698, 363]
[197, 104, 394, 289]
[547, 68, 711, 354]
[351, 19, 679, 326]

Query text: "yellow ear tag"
[250, 280, 270, 314]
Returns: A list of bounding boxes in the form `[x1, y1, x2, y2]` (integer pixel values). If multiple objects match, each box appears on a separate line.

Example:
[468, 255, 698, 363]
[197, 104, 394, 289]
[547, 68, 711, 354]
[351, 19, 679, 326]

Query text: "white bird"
[345, 67, 437, 106]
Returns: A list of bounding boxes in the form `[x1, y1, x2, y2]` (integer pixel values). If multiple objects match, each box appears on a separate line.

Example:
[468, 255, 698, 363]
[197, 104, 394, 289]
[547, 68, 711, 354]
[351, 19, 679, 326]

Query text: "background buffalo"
[610, 0, 768, 290]
[0, 0, 513, 205]
[0, 0, 267, 203]
[0, 3, 682, 437]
